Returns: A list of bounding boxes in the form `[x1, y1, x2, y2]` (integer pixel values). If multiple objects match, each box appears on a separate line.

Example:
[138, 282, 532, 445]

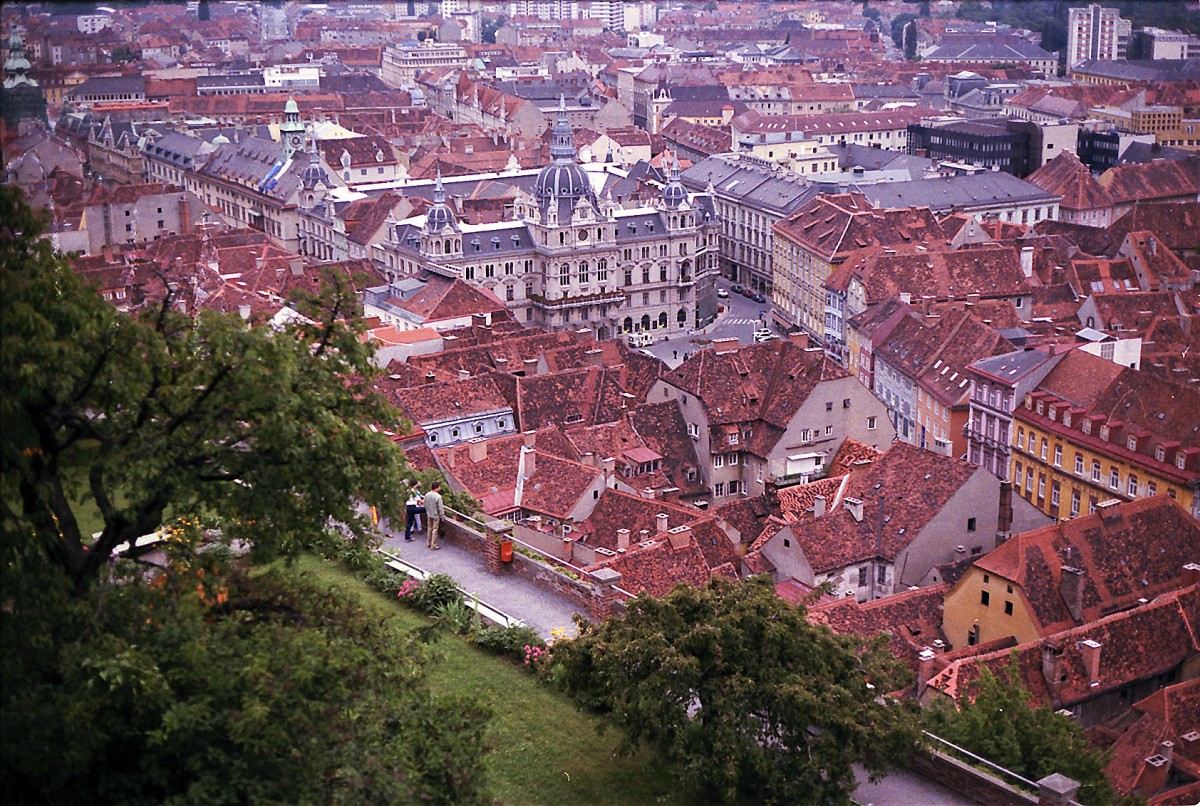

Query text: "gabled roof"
[386, 373, 511, 426]
[1026, 151, 1114, 212]
[971, 496, 1200, 635]
[663, 340, 848, 448]
[774, 194, 947, 262]
[1098, 156, 1200, 206]
[809, 584, 949, 673]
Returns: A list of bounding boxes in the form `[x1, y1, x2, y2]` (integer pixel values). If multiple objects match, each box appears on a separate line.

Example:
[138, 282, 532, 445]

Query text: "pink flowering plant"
[396, 578, 421, 601]
[522, 644, 548, 671]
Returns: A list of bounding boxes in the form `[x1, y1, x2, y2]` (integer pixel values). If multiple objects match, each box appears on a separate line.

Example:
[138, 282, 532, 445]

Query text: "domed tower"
[2, 27, 46, 128]
[660, 151, 687, 210]
[533, 95, 598, 226]
[301, 138, 328, 190]
[421, 170, 461, 259]
[280, 96, 305, 161]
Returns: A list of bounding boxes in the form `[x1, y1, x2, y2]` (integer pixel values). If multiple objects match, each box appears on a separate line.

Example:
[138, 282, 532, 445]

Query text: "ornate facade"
[377, 100, 720, 340]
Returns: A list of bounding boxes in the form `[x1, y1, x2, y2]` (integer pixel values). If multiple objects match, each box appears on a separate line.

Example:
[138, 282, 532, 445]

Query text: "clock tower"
[280, 96, 305, 161]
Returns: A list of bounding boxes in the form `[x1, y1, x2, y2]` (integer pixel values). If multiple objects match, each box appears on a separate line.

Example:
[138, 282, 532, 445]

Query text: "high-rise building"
[1066, 4, 1132, 71]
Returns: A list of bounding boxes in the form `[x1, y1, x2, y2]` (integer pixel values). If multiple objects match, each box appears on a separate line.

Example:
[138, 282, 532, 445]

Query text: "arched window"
[579, 261, 589, 283]
[623, 316, 633, 333]
[658, 312, 668, 329]
[641, 314, 651, 331]
[444, 239, 451, 253]
[677, 308, 687, 323]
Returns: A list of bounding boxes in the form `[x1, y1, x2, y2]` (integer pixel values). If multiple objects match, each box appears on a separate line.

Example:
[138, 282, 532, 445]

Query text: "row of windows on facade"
[1014, 457, 1166, 507]
[427, 417, 509, 444]
[1025, 397, 1190, 469]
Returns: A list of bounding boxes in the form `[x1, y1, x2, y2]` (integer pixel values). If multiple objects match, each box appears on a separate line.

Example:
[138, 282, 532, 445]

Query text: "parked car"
[716, 288, 729, 298]
[741, 287, 756, 299]
[751, 293, 767, 304]
[753, 329, 777, 343]
[627, 332, 654, 347]
[731, 284, 744, 294]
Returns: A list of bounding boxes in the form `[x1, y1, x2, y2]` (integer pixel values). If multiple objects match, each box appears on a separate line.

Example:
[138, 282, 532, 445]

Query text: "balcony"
[528, 288, 626, 311]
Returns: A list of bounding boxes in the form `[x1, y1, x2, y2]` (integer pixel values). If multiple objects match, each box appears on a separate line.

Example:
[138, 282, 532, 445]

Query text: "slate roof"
[972, 496, 1200, 635]
[923, 34, 1055, 63]
[857, 172, 1061, 214]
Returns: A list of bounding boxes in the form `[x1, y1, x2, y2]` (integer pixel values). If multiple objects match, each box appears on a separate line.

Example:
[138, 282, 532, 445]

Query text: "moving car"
[716, 288, 729, 298]
[751, 293, 767, 304]
[627, 332, 654, 347]
[730, 284, 744, 294]
[753, 329, 777, 343]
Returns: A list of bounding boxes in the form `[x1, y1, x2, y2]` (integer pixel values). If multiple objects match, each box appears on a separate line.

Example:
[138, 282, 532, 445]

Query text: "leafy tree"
[923, 658, 1120, 806]
[0, 526, 492, 803]
[890, 11, 917, 50]
[552, 576, 919, 804]
[0, 186, 411, 595]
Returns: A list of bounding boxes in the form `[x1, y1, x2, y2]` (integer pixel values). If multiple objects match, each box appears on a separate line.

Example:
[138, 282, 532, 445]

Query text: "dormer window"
[1099, 425, 1109, 442]
[1036, 401, 1044, 415]
[1127, 436, 1137, 452]
[1156, 445, 1165, 462]
[1082, 419, 1092, 435]
[1023, 393, 1032, 409]
[1063, 411, 1072, 427]
[1048, 407, 1057, 422]
[1178, 452, 1187, 470]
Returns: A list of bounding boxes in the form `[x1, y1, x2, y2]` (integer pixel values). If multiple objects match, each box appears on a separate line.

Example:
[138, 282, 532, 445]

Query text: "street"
[641, 278, 777, 369]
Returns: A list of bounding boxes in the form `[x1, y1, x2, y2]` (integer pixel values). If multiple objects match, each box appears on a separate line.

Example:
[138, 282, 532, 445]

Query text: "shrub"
[471, 624, 546, 659]
[412, 572, 462, 614]
[436, 598, 476, 634]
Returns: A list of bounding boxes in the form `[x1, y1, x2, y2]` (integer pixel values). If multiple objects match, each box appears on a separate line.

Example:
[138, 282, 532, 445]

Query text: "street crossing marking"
[725, 318, 762, 326]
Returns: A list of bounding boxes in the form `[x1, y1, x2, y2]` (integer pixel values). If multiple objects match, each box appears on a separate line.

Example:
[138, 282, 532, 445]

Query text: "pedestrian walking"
[424, 481, 445, 550]
[673, 349, 678, 359]
[404, 487, 424, 542]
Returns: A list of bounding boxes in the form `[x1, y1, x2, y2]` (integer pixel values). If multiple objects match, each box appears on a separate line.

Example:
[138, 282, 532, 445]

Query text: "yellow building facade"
[942, 566, 1042, 650]
[1011, 391, 1199, 521]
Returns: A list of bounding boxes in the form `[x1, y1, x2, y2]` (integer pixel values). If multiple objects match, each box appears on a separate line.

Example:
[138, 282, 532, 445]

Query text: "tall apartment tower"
[1066, 4, 1132, 71]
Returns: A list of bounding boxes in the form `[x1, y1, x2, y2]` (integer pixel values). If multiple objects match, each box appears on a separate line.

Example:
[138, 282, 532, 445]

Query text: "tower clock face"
[290, 135, 301, 148]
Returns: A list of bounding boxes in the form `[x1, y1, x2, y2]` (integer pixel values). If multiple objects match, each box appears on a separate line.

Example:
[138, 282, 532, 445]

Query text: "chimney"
[616, 528, 631, 550]
[523, 430, 537, 449]
[844, 497, 864, 522]
[238, 304, 251, 320]
[656, 512, 669, 533]
[602, 456, 616, 475]
[667, 525, 692, 549]
[1052, 265, 1065, 284]
[788, 332, 809, 349]
[1041, 639, 1065, 696]
[255, 255, 265, 271]
[712, 337, 739, 354]
[1060, 564, 1084, 622]
[468, 438, 487, 463]
[1137, 754, 1170, 797]
[289, 257, 303, 276]
[1037, 774, 1081, 805]
[813, 494, 827, 517]
[584, 348, 604, 367]
[424, 371, 437, 382]
[522, 357, 539, 375]
[1182, 563, 1200, 587]
[494, 356, 508, 371]
[583, 451, 596, 467]
[102, 245, 114, 263]
[1148, 236, 1157, 257]
[178, 194, 191, 234]
[476, 325, 493, 344]
[1158, 740, 1174, 764]
[522, 446, 537, 477]
[446, 449, 456, 469]
[639, 528, 651, 543]
[1079, 639, 1102, 686]
[917, 647, 937, 697]
[457, 368, 471, 381]
[1020, 246, 1034, 278]
[966, 292, 981, 304]
[997, 481, 1013, 539]
[471, 312, 487, 329]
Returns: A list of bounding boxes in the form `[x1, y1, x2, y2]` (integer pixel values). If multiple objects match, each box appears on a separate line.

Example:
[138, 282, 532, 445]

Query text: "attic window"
[1127, 436, 1137, 452]
[1099, 425, 1109, 442]
[1178, 452, 1187, 470]
[565, 413, 584, 424]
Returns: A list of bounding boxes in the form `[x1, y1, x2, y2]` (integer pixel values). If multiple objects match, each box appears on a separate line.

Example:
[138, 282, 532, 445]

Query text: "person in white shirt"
[404, 487, 424, 542]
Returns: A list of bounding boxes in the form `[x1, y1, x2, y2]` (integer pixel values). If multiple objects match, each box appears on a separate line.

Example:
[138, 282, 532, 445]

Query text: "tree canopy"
[923, 658, 1120, 806]
[552, 576, 918, 804]
[0, 187, 411, 594]
[0, 525, 492, 804]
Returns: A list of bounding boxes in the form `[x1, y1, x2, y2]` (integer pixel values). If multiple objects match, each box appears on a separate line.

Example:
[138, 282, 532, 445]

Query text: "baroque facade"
[376, 100, 720, 340]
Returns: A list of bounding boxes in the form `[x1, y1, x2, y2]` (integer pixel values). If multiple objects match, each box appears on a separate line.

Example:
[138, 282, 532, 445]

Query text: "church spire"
[548, 94, 575, 162]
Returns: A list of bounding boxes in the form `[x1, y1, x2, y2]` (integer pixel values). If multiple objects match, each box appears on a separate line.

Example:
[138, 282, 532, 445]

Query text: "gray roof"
[143, 132, 210, 169]
[1072, 59, 1200, 83]
[825, 144, 934, 177]
[680, 155, 813, 215]
[970, 348, 1056, 383]
[197, 74, 265, 90]
[71, 74, 146, 98]
[925, 35, 1055, 63]
[858, 172, 1060, 213]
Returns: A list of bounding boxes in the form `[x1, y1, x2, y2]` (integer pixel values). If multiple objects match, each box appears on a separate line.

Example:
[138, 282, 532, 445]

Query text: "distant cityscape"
[4, 1, 1200, 802]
